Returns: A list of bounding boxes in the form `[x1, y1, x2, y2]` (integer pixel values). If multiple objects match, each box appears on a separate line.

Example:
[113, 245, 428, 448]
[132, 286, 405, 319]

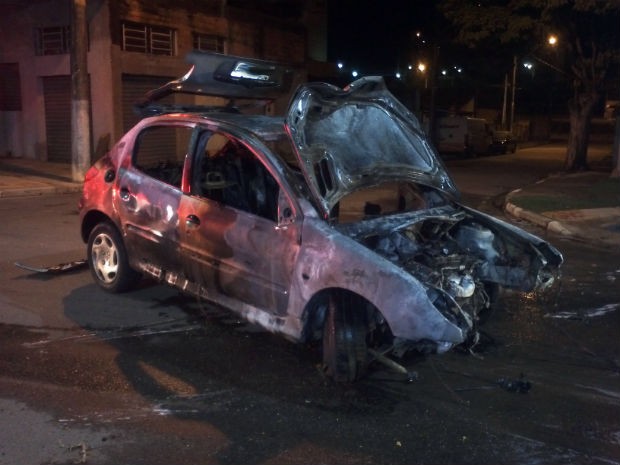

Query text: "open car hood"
[285, 76, 459, 217]
[135, 51, 294, 115]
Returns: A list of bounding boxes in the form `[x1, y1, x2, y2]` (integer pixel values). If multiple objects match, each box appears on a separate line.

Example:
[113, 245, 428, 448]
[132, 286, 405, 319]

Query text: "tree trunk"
[612, 114, 620, 178]
[565, 91, 598, 171]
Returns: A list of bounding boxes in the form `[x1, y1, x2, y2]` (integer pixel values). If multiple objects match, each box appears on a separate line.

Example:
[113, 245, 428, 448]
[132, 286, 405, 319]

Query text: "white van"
[435, 116, 492, 156]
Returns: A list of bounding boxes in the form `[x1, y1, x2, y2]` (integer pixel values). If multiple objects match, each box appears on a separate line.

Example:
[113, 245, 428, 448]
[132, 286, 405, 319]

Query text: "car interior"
[194, 131, 279, 222]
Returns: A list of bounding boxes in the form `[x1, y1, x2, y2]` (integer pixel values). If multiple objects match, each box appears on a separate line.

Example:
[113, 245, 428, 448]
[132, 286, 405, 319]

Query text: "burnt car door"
[116, 122, 195, 271]
[177, 129, 301, 315]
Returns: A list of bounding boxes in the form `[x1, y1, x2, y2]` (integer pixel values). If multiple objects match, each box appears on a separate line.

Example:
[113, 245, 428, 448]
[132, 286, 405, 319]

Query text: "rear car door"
[116, 121, 195, 272]
[177, 129, 301, 315]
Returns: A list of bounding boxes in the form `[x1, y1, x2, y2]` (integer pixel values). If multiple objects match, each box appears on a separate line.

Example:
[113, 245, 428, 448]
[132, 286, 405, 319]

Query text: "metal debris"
[496, 374, 532, 393]
[15, 259, 87, 274]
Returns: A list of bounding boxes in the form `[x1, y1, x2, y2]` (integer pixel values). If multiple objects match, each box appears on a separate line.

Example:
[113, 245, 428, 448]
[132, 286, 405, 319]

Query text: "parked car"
[79, 52, 563, 382]
[490, 130, 517, 154]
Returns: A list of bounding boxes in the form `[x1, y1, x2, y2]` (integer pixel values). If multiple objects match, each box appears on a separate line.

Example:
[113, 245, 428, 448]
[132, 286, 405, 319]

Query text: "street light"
[507, 36, 560, 131]
[510, 55, 517, 132]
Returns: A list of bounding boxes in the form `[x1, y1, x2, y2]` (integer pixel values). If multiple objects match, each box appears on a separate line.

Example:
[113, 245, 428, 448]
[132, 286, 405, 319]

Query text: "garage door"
[122, 75, 180, 163]
[43, 75, 93, 163]
[43, 76, 71, 162]
[121, 75, 173, 132]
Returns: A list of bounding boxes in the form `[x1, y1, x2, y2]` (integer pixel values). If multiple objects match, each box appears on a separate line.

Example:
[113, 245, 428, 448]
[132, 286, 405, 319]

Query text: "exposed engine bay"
[334, 183, 560, 354]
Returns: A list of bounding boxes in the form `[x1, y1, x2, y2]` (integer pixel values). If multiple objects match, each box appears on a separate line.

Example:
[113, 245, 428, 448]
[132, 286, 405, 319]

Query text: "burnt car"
[79, 52, 562, 382]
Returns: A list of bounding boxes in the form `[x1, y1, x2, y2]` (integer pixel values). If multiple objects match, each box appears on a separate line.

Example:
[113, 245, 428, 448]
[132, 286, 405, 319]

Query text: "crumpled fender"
[285, 218, 465, 344]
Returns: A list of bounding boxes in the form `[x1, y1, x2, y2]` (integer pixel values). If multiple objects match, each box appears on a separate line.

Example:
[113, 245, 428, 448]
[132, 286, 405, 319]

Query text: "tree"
[613, 113, 620, 177]
[439, 0, 620, 172]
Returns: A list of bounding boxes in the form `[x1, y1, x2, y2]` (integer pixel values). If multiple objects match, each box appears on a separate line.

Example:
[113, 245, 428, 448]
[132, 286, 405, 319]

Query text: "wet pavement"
[1, 148, 620, 464]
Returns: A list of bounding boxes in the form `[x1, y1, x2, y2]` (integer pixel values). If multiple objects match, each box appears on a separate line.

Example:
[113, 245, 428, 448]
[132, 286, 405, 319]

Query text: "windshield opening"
[265, 135, 300, 171]
[334, 182, 428, 224]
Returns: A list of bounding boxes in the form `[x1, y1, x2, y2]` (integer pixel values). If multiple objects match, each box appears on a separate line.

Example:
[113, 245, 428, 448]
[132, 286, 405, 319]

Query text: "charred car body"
[79, 52, 562, 382]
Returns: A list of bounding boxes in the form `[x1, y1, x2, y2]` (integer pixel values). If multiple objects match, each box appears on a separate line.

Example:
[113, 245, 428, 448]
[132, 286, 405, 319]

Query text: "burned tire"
[87, 222, 140, 293]
[322, 292, 368, 383]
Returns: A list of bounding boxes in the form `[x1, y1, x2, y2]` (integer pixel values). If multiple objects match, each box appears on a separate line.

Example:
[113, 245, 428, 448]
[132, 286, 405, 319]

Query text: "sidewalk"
[504, 157, 620, 247]
[0, 157, 82, 198]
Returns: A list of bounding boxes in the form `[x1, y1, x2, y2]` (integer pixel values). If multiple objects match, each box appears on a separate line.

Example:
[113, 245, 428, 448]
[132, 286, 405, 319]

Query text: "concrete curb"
[0, 183, 82, 198]
[503, 174, 620, 248]
[503, 198, 575, 236]
[503, 176, 577, 237]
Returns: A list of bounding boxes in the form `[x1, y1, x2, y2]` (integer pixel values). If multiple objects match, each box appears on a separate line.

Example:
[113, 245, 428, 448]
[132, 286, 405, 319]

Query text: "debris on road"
[496, 374, 532, 393]
[14, 259, 87, 274]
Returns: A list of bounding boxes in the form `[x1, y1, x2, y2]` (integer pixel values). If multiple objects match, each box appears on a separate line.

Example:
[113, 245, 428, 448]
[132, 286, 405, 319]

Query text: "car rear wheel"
[322, 292, 368, 382]
[87, 222, 140, 293]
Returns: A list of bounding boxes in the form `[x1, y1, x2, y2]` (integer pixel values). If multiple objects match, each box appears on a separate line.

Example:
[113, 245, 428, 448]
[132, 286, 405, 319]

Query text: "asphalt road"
[1, 146, 619, 465]
[444, 143, 611, 206]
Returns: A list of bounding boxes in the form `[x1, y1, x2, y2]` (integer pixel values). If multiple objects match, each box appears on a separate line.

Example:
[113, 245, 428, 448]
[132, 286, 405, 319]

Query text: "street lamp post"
[507, 35, 559, 134]
[510, 55, 517, 132]
[501, 73, 508, 128]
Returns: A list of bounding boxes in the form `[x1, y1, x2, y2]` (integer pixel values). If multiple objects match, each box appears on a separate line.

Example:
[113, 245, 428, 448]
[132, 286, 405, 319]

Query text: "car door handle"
[185, 214, 200, 228]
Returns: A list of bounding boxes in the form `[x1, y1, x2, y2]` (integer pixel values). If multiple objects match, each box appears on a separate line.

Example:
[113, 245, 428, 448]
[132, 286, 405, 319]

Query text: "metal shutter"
[122, 75, 178, 164]
[43, 76, 71, 162]
[121, 75, 172, 132]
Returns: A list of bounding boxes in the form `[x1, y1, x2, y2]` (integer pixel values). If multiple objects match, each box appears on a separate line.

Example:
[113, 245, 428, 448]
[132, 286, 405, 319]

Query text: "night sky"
[327, 0, 440, 75]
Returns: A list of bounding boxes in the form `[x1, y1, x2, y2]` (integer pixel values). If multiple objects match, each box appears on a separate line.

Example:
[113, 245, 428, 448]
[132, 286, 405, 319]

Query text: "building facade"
[0, 0, 323, 162]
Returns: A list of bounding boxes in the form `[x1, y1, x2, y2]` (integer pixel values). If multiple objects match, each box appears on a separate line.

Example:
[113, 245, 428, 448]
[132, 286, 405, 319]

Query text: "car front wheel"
[322, 292, 368, 383]
[87, 222, 140, 293]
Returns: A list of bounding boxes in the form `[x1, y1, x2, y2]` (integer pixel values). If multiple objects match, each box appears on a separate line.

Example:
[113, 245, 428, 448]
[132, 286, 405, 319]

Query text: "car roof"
[199, 112, 287, 140]
[147, 111, 288, 142]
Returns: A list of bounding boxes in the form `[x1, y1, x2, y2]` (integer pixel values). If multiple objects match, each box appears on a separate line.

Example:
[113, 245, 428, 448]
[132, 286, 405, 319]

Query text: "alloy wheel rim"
[91, 233, 119, 284]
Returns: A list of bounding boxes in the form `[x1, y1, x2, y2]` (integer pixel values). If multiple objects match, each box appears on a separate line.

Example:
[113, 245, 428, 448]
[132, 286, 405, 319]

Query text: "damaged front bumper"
[336, 202, 563, 358]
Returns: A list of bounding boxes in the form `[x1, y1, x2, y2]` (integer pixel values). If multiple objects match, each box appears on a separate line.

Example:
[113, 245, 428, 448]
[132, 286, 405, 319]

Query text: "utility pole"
[612, 110, 620, 177]
[501, 73, 508, 129]
[70, 0, 91, 182]
[510, 55, 517, 132]
[428, 45, 439, 147]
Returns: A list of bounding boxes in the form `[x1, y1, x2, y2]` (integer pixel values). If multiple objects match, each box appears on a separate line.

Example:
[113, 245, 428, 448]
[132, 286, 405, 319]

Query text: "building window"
[122, 22, 176, 56]
[35, 26, 71, 55]
[193, 33, 225, 53]
[0, 63, 22, 111]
